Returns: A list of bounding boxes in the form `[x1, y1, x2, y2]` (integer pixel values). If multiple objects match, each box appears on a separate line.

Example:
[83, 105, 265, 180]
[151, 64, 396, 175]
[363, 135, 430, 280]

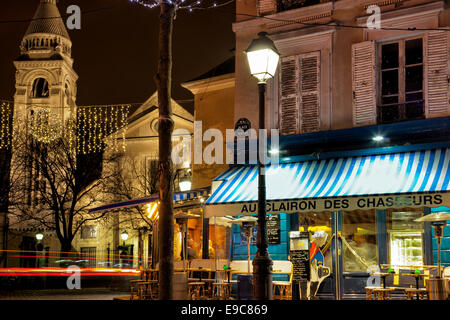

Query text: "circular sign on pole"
[235, 118, 251, 136]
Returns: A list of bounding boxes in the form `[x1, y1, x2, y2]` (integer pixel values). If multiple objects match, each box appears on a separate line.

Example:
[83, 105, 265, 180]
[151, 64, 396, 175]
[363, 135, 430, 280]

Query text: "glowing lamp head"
[245, 32, 280, 83]
[373, 135, 384, 142]
[179, 176, 192, 192]
[121, 231, 129, 242]
[35, 232, 44, 241]
[269, 148, 279, 155]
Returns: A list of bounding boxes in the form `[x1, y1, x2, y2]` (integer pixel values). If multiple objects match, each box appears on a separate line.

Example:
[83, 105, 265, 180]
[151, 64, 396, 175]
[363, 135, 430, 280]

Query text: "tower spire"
[20, 0, 72, 59]
[24, 0, 69, 40]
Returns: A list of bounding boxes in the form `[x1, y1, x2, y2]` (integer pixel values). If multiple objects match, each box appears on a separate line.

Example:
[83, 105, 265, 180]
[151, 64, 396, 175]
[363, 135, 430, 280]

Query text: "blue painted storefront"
[231, 213, 290, 262]
[431, 207, 450, 268]
[220, 117, 450, 298]
[230, 207, 450, 297]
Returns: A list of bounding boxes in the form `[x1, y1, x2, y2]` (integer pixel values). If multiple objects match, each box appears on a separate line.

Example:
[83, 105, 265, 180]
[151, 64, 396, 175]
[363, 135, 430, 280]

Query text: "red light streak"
[0, 267, 141, 277]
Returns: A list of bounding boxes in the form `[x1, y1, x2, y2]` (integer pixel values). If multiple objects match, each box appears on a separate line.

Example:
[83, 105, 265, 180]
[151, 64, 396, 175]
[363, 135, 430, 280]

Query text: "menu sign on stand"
[267, 214, 280, 244]
[289, 231, 310, 281]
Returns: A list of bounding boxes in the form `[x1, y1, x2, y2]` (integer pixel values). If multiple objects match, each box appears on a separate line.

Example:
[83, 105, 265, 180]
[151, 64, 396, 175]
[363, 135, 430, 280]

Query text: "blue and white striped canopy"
[205, 148, 450, 217]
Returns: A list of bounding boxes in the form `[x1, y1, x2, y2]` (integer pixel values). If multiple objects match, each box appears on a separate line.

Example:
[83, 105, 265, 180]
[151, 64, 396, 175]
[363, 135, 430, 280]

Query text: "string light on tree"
[28, 107, 63, 144]
[0, 101, 12, 149]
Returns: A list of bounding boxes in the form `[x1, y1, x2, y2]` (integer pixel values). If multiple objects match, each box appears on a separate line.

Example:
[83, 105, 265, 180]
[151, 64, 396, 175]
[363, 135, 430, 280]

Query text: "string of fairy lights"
[77, 105, 130, 154]
[129, 0, 234, 13]
[0, 101, 12, 149]
[0, 101, 130, 154]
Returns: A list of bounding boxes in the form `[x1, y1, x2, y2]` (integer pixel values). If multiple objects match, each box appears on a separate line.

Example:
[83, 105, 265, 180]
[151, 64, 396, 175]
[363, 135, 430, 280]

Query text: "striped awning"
[205, 148, 450, 217]
[89, 187, 210, 214]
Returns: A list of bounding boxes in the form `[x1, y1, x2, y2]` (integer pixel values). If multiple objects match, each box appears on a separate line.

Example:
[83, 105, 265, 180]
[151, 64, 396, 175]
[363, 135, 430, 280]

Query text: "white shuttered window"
[426, 30, 450, 117]
[352, 32, 449, 126]
[279, 51, 321, 135]
[352, 41, 377, 126]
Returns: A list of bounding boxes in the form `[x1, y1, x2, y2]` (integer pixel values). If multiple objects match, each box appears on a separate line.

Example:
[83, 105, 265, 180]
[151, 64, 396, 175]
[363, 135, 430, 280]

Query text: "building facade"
[4, 0, 196, 271]
[204, 0, 450, 299]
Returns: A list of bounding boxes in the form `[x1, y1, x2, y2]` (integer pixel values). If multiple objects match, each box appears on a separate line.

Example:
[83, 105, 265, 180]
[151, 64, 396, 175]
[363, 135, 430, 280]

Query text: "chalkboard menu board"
[267, 214, 280, 244]
[291, 250, 310, 281]
[290, 232, 310, 281]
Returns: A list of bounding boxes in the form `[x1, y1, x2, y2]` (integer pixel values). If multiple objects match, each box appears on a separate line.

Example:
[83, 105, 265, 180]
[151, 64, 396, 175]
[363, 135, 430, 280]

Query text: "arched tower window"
[31, 78, 49, 98]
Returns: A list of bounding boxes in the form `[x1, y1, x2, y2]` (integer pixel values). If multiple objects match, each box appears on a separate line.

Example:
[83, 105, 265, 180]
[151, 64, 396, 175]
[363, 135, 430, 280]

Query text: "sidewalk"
[0, 288, 129, 300]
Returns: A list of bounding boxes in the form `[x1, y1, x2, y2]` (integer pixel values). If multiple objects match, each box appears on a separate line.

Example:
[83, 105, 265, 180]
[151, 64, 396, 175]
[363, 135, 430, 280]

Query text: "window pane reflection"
[342, 210, 378, 272]
[387, 211, 424, 266]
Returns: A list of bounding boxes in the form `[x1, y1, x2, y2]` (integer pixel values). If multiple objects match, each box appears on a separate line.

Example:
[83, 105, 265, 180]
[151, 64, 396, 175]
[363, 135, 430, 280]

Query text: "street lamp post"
[35, 232, 43, 268]
[245, 31, 280, 300]
[35, 232, 44, 242]
[120, 231, 129, 267]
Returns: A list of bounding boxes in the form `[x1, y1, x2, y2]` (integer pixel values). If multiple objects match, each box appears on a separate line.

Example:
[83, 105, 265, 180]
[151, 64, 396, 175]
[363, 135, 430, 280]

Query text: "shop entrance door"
[298, 211, 375, 300]
[335, 210, 380, 299]
[298, 212, 340, 299]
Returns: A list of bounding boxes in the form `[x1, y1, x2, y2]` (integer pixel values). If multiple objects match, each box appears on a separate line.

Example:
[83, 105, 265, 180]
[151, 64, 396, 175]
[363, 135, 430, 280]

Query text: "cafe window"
[387, 211, 424, 266]
[378, 37, 425, 123]
[209, 223, 231, 261]
[342, 210, 378, 272]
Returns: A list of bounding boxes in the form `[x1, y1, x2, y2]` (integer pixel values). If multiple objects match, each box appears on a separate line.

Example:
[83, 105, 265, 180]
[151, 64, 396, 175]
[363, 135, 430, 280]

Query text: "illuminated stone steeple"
[13, 0, 78, 126]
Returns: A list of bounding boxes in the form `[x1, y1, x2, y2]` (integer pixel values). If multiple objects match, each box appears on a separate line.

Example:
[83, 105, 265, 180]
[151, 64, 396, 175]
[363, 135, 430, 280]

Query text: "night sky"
[0, 0, 236, 114]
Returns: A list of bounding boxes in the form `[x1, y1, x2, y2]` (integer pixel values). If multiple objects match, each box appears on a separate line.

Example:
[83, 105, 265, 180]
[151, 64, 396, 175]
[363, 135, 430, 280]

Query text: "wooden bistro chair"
[130, 269, 149, 300]
[212, 270, 232, 300]
[132, 268, 159, 300]
[188, 282, 207, 300]
[404, 288, 427, 300]
[372, 287, 395, 300]
[272, 261, 293, 300]
[188, 261, 213, 298]
[137, 280, 158, 300]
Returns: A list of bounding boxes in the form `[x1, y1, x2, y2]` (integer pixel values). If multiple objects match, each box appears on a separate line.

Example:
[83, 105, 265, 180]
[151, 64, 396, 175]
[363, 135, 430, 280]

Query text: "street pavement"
[0, 288, 129, 300]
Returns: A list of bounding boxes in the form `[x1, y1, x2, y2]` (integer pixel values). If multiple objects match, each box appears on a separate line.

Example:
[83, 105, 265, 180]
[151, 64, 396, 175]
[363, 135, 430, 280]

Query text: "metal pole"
[437, 229, 442, 278]
[252, 82, 273, 300]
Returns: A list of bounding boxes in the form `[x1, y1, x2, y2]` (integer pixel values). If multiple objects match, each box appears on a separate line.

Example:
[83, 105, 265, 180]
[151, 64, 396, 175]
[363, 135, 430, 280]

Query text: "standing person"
[187, 238, 197, 260]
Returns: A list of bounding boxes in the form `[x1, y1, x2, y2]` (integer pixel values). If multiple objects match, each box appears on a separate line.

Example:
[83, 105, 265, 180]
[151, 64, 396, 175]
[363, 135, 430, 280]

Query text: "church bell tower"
[13, 0, 78, 132]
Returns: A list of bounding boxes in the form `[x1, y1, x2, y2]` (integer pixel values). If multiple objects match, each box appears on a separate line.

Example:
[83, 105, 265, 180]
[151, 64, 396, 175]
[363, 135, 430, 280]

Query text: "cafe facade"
[211, 0, 450, 299]
[205, 118, 450, 299]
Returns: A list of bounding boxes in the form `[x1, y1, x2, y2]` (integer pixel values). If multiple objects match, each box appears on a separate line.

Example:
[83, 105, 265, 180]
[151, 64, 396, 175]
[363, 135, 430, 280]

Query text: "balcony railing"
[277, 0, 326, 13]
[377, 100, 425, 124]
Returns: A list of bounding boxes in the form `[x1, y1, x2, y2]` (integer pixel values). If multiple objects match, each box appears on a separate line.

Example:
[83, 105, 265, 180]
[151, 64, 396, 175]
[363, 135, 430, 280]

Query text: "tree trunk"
[155, 2, 175, 300]
[60, 239, 72, 258]
[0, 149, 12, 267]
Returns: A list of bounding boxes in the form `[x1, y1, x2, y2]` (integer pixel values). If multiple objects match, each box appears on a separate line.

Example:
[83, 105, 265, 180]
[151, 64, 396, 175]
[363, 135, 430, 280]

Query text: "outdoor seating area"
[365, 264, 449, 300]
[125, 259, 234, 300]
[120, 259, 298, 300]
